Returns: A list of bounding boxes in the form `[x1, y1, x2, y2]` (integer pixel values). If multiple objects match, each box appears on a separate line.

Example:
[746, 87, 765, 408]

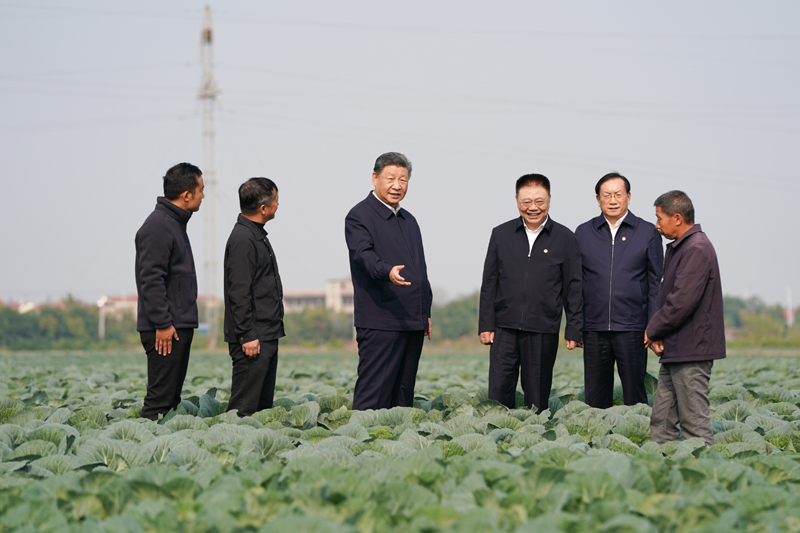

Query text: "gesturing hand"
[390, 265, 411, 286]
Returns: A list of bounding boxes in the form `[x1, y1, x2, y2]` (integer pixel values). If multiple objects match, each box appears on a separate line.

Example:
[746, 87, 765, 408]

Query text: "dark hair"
[654, 190, 695, 224]
[239, 177, 278, 214]
[373, 152, 412, 177]
[163, 162, 202, 200]
[515, 174, 550, 195]
[595, 172, 630, 195]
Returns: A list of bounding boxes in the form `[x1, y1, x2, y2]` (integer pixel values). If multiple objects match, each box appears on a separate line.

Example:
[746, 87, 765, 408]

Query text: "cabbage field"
[1, 349, 799, 532]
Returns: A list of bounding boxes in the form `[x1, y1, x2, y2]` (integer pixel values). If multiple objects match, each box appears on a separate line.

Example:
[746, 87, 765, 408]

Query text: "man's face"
[372, 165, 409, 208]
[263, 192, 279, 222]
[516, 184, 550, 230]
[655, 206, 679, 240]
[185, 176, 205, 212]
[596, 178, 630, 222]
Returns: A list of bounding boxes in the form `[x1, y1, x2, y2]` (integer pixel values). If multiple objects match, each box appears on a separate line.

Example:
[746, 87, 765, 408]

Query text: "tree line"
[0, 293, 798, 350]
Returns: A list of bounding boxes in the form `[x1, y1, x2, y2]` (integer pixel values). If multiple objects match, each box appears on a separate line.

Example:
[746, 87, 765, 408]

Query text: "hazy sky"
[1, 1, 798, 308]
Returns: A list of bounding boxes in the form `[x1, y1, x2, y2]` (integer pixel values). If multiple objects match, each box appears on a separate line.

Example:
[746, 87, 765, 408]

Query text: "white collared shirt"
[372, 191, 398, 215]
[606, 211, 628, 242]
[524, 216, 548, 256]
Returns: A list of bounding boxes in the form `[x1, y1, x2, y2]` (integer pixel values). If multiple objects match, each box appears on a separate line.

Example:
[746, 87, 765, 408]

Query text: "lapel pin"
[621, 236, 627, 241]
[543, 249, 549, 253]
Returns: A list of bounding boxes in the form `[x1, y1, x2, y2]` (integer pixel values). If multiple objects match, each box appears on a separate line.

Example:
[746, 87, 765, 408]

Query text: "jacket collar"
[156, 197, 192, 225]
[592, 210, 636, 230]
[366, 191, 406, 220]
[515, 215, 553, 233]
[669, 224, 702, 249]
[237, 213, 267, 237]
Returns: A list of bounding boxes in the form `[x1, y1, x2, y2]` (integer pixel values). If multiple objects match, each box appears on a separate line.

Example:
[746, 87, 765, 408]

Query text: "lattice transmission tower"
[199, 5, 221, 349]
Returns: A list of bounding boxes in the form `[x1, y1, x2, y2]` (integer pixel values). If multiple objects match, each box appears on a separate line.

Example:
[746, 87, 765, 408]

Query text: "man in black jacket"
[575, 173, 663, 408]
[479, 174, 582, 412]
[345, 152, 432, 410]
[135, 162, 204, 420]
[223, 178, 284, 417]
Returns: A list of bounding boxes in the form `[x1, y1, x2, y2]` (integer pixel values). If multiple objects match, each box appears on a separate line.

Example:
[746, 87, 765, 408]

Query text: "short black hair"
[374, 152, 412, 177]
[654, 190, 695, 224]
[239, 177, 278, 214]
[515, 174, 550, 195]
[595, 172, 630, 196]
[163, 162, 202, 200]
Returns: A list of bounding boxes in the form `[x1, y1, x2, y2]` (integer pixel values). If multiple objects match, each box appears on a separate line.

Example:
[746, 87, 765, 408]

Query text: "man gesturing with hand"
[345, 152, 433, 410]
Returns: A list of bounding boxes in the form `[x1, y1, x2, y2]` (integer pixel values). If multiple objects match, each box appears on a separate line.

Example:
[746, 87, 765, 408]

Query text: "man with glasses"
[575, 172, 663, 408]
[479, 174, 583, 413]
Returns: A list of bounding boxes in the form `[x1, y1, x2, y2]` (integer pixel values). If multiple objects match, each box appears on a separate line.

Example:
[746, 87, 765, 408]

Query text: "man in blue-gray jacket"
[345, 152, 432, 410]
[575, 172, 663, 408]
[135, 162, 204, 420]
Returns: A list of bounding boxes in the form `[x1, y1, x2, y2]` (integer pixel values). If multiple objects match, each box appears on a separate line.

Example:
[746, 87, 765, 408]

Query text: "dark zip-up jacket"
[223, 214, 285, 344]
[345, 192, 432, 331]
[479, 216, 583, 341]
[575, 211, 663, 332]
[646, 225, 726, 363]
[135, 197, 199, 331]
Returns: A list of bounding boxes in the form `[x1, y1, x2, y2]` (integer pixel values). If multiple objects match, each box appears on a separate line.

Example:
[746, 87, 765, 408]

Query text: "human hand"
[651, 340, 664, 356]
[390, 265, 411, 286]
[242, 339, 261, 359]
[479, 331, 495, 345]
[155, 326, 179, 356]
[566, 340, 581, 350]
[426, 318, 432, 340]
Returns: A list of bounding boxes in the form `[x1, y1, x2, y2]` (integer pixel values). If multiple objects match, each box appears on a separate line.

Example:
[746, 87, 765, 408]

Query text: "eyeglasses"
[600, 192, 627, 201]
[517, 198, 548, 208]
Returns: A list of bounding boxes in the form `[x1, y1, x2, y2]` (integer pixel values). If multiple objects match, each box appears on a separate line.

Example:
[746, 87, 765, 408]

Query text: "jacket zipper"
[520, 243, 533, 327]
[608, 232, 615, 330]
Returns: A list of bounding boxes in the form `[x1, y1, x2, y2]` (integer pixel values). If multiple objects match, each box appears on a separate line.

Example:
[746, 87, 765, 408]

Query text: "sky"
[1, 1, 798, 308]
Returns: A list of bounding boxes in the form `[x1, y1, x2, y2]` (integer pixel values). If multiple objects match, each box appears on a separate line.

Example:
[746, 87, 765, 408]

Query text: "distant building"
[284, 279, 354, 316]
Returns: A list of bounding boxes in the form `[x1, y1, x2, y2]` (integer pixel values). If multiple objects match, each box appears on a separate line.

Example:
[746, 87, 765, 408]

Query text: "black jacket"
[646, 225, 726, 363]
[135, 197, 199, 331]
[479, 216, 583, 340]
[345, 192, 432, 331]
[223, 214, 285, 344]
[575, 211, 663, 332]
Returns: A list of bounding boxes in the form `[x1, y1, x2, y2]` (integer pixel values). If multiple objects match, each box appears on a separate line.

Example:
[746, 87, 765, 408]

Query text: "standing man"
[223, 178, 284, 417]
[645, 191, 725, 446]
[575, 172, 663, 408]
[135, 162, 204, 420]
[345, 152, 432, 410]
[479, 174, 583, 413]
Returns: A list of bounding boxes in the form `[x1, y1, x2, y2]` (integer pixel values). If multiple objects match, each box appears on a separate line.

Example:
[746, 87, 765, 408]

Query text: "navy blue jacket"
[479, 216, 583, 341]
[135, 197, 199, 332]
[575, 211, 663, 332]
[345, 192, 432, 331]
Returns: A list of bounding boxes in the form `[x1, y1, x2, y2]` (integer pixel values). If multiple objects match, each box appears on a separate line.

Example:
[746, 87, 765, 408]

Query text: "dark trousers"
[352, 328, 424, 410]
[489, 327, 558, 413]
[582, 330, 648, 408]
[651, 360, 714, 446]
[227, 340, 279, 417]
[140, 329, 194, 420]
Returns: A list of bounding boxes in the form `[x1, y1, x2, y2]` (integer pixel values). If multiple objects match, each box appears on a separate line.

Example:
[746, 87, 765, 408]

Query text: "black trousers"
[489, 327, 558, 413]
[140, 328, 194, 420]
[226, 340, 279, 417]
[352, 328, 424, 410]
[582, 330, 647, 408]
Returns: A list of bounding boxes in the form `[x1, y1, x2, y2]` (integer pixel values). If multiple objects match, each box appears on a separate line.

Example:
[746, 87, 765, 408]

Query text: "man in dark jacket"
[575, 172, 663, 408]
[135, 162, 204, 420]
[345, 152, 432, 410]
[645, 190, 725, 446]
[479, 174, 582, 413]
[223, 178, 284, 417]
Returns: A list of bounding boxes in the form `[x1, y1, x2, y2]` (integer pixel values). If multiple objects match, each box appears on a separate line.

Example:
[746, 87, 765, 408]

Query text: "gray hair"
[654, 190, 695, 224]
[373, 152, 412, 177]
[239, 177, 278, 214]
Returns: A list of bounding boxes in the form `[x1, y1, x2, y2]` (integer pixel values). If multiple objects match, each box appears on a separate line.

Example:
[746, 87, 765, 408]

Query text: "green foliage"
[431, 292, 479, 339]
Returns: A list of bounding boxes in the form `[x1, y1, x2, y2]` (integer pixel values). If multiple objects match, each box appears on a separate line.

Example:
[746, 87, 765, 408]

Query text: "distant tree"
[431, 292, 478, 340]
